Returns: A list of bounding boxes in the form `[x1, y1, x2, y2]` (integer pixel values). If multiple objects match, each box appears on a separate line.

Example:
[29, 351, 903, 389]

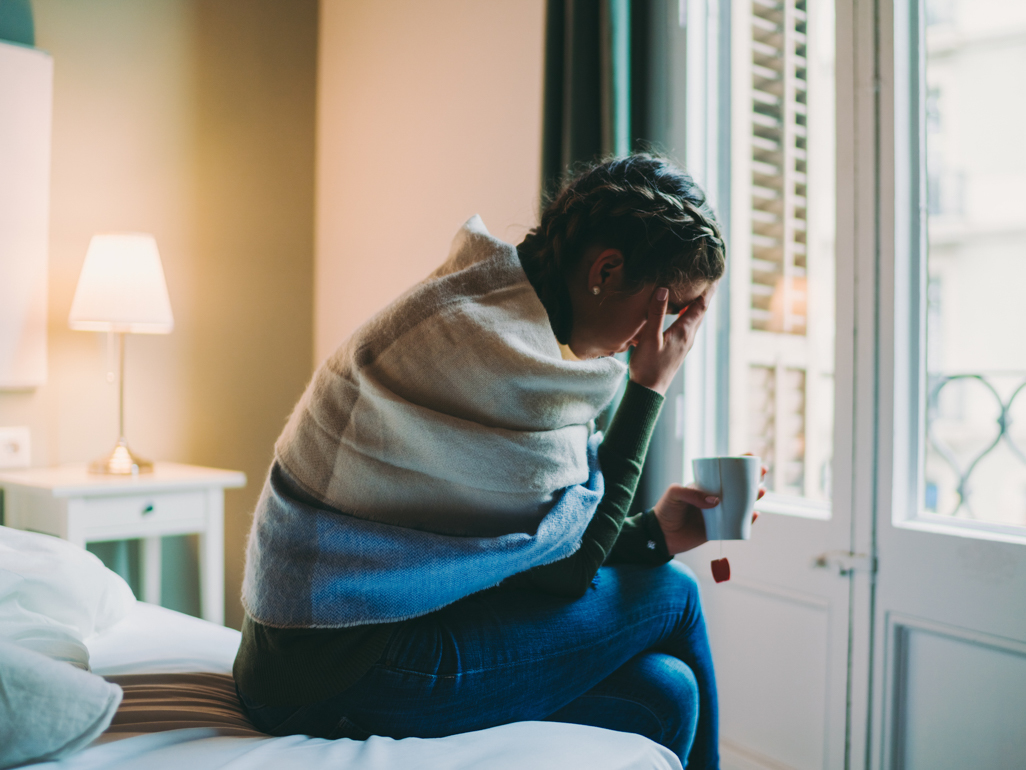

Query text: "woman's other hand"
[746, 454, 769, 515]
[629, 283, 714, 396]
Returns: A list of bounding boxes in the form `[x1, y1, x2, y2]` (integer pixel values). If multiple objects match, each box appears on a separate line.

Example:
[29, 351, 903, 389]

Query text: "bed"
[0, 526, 682, 770]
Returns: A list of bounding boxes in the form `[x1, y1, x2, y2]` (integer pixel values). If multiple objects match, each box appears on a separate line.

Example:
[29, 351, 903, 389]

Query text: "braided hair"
[517, 154, 725, 344]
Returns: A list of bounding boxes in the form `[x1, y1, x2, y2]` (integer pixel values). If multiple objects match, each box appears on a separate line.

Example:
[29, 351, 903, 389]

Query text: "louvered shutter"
[729, 0, 835, 504]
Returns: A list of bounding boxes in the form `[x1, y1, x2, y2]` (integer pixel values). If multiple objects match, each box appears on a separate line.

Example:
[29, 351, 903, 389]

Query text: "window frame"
[682, 0, 841, 521]
[889, 0, 1026, 545]
[680, 0, 732, 476]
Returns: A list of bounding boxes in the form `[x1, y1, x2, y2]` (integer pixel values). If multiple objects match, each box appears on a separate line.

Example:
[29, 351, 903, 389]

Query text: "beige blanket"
[275, 216, 626, 536]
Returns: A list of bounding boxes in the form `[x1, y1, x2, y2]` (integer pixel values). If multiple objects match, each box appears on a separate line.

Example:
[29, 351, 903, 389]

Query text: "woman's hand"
[653, 464, 768, 555]
[629, 285, 713, 396]
[653, 485, 721, 555]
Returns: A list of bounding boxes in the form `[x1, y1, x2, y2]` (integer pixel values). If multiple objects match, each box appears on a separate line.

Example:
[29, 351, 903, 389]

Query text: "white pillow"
[0, 525, 136, 669]
[88, 602, 242, 676]
[0, 639, 122, 769]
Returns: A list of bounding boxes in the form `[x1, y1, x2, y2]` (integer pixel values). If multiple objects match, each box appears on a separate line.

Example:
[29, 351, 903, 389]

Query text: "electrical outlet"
[0, 427, 31, 469]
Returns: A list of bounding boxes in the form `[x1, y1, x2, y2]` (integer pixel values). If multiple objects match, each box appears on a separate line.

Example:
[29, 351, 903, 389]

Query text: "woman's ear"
[587, 249, 625, 294]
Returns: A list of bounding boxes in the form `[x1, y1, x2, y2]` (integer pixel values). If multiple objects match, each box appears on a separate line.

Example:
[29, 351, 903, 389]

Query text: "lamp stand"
[89, 332, 153, 474]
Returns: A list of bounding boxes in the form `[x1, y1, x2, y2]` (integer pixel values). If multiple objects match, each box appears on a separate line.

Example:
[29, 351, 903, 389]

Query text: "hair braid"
[517, 154, 726, 344]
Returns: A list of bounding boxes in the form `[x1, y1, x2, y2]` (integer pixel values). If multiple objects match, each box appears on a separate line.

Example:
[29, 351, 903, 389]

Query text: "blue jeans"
[239, 561, 719, 769]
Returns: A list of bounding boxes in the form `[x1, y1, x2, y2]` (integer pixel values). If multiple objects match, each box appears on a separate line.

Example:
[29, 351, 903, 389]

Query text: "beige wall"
[315, 0, 546, 360]
[1, 0, 543, 628]
[0, 0, 317, 629]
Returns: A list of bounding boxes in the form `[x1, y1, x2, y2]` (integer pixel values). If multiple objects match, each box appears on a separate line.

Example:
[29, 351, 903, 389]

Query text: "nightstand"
[0, 463, 246, 625]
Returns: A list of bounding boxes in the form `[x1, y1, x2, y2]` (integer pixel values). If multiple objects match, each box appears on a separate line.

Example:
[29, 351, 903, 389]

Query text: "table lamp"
[68, 233, 174, 474]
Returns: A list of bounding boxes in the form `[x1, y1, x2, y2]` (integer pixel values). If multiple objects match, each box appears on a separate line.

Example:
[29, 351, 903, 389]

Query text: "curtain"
[0, 0, 34, 46]
[541, 0, 672, 193]
[540, 0, 678, 508]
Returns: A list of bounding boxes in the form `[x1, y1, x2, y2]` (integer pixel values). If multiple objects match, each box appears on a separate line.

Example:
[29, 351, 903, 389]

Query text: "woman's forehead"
[670, 280, 711, 307]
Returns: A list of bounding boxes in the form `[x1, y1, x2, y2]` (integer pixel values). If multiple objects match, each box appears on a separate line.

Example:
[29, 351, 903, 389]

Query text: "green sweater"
[234, 380, 671, 706]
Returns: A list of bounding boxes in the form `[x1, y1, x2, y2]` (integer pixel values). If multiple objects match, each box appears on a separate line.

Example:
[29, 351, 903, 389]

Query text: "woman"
[235, 155, 750, 769]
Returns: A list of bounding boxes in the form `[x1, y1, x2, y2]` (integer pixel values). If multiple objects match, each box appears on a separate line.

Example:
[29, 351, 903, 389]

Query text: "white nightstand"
[0, 463, 246, 625]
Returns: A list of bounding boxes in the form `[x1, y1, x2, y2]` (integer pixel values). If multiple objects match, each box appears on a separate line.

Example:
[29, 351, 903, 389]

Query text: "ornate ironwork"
[926, 372, 1026, 517]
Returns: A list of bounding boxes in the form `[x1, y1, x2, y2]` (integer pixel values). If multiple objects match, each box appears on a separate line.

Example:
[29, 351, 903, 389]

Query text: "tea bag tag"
[711, 558, 731, 583]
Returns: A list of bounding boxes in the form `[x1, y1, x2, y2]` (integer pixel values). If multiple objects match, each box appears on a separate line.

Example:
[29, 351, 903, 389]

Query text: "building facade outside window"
[922, 0, 1026, 527]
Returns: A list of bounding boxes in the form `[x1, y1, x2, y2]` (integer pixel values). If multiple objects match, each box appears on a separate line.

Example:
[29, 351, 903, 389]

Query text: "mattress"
[29, 602, 683, 770]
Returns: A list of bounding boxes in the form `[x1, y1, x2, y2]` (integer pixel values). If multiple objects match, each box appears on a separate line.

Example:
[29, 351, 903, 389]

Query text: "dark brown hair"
[517, 154, 725, 343]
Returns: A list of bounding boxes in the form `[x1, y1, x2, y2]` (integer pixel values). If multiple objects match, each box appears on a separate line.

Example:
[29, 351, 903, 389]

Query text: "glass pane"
[729, 0, 835, 510]
[923, 0, 1026, 526]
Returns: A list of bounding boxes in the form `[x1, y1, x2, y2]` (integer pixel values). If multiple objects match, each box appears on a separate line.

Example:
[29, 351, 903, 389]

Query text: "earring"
[591, 286, 601, 295]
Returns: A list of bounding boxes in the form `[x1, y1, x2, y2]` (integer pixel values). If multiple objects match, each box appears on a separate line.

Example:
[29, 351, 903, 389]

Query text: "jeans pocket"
[329, 715, 372, 741]
[241, 686, 368, 740]
[243, 700, 307, 735]
[236, 684, 314, 736]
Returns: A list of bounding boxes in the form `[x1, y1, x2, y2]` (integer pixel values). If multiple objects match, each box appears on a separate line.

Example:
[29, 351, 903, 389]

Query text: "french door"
[662, 0, 867, 766]
[869, 0, 1026, 767]
[660, 0, 1026, 767]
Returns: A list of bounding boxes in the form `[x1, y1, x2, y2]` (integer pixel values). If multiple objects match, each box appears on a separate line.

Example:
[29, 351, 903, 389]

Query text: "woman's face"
[567, 247, 714, 360]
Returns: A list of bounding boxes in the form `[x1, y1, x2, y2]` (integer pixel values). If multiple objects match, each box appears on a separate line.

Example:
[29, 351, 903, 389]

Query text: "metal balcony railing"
[926, 372, 1026, 518]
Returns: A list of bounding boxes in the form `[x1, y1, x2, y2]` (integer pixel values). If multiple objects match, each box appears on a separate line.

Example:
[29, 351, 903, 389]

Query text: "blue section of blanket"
[243, 434, 604, 628]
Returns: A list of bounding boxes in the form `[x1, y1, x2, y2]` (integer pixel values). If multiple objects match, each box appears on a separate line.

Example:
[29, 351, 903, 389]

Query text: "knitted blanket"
[243, 217, 626, 628]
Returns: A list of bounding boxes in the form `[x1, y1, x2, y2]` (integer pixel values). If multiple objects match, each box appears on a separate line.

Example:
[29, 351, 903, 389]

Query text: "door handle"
[813, 551, 875, 576]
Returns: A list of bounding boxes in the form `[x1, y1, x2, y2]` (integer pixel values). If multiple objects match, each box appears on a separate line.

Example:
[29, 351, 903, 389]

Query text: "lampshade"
[68, 233, 174, 334]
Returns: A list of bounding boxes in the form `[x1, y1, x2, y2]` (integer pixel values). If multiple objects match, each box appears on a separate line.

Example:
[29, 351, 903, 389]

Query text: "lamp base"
[89, 438, 153, 475]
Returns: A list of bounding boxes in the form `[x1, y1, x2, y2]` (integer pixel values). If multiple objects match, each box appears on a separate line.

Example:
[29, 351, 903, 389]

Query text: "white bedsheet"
[36, 723, 681, 770]
[67, 603, 682, 770]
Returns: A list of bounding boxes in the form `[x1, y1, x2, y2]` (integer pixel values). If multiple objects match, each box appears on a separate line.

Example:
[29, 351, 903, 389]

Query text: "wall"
[315, 0, 546, 360]
[2, 0, 543, 627]
[0, 0, 317, 629]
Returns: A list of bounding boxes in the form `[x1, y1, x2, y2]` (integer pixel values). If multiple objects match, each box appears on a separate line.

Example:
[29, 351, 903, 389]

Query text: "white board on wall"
[0, 41, 52, 389]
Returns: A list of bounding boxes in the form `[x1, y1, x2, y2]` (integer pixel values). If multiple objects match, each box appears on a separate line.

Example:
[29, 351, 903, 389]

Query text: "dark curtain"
[541, 0, 680, 510]
[0, 0, 34, 46]
[541, 0, 670, 194]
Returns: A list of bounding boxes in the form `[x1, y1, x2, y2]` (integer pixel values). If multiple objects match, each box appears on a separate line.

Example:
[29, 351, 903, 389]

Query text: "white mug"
[691, 456, 761, 540]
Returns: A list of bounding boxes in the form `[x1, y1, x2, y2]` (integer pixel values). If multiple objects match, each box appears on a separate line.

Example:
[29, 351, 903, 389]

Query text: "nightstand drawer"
[0, 462, 244, 623]
[82, 491, 207, 536]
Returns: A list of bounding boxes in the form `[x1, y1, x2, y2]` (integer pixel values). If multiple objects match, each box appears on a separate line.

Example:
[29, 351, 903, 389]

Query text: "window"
[726, 0, 836, 513]
[920, 0, 1026, 528]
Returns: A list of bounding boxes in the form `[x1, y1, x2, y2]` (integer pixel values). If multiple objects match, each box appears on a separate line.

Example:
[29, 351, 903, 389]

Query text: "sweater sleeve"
[605, 508, 673, 565]
[506, 380, 665, 598]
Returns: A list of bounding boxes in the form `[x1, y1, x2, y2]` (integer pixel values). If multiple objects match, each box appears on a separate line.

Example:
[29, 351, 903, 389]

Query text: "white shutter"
[730, 0, 834, 506]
